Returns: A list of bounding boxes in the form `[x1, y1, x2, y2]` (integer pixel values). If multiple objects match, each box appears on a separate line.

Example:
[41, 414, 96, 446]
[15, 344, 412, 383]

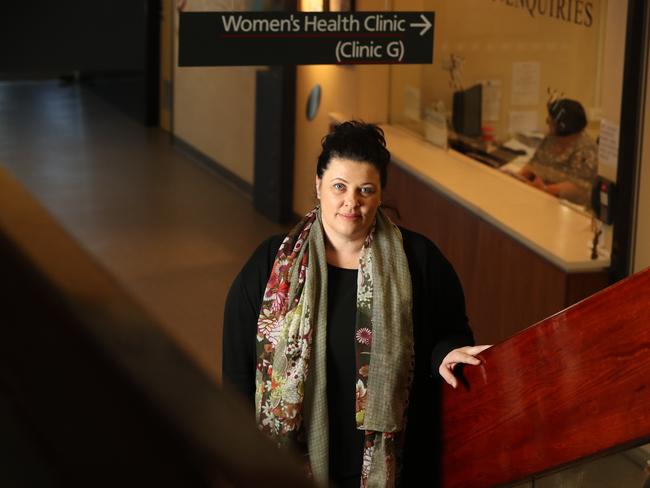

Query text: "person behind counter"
[222, 121, 489, 487]
[518, 98, 598, 208]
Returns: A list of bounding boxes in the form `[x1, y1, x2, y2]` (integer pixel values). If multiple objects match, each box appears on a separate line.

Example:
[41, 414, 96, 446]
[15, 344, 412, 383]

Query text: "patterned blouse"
[528, 131, 598, 208]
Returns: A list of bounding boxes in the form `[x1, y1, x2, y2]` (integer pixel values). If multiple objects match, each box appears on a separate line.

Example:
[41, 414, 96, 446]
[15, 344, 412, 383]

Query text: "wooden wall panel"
[384, 163, 608, 344]
[566, 271, 612, 307]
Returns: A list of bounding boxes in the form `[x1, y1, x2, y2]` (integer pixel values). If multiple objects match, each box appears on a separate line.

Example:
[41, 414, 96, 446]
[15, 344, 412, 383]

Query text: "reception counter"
[377, 123, 610, 344]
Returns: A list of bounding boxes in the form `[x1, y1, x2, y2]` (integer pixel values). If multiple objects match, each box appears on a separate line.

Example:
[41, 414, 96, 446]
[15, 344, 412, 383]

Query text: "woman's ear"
[315, 176, 321, 200]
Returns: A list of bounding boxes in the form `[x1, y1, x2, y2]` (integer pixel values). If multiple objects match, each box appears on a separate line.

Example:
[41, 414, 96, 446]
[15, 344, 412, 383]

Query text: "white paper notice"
[599, 119, 620, 171]
[511, 62, 540, 106]
[480, 79, 502, 122]
[509, 111, 538, 133]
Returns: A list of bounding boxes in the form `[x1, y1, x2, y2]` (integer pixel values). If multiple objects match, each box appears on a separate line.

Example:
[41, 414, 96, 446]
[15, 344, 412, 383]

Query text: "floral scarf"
[255, 207, 414, 487]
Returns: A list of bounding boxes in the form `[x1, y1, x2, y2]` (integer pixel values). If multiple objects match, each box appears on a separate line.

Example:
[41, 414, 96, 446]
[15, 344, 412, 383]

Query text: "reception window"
[388, 0, 626, 212]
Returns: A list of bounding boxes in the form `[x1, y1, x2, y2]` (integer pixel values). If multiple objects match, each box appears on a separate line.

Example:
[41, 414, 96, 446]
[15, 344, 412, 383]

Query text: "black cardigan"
[222, 227, 474, 486]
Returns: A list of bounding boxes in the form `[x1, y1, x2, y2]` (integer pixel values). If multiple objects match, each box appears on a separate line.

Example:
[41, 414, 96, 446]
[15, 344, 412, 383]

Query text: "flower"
[356, 327, 372, 345]
[258, 314, 281, 346]
[271, 280, 290, 313]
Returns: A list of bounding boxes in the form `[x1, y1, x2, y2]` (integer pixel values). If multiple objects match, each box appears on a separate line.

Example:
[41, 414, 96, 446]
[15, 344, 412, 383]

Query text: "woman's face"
[316, 157, 382, 244]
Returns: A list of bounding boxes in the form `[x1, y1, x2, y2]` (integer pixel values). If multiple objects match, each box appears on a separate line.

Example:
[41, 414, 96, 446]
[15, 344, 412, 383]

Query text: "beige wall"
[292, 0, 391, 215]
[174, 66, 257, 184]
[173, 0, 257, 184]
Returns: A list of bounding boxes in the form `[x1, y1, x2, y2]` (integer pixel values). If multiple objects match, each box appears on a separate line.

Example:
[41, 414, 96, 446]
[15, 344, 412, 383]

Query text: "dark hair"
[547, 98, 588, 136]
[316, 121, 391, 188]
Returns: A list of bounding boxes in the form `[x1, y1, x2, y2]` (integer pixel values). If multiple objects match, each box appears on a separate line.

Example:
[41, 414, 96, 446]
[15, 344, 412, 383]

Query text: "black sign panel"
[179, 12, 434, 66]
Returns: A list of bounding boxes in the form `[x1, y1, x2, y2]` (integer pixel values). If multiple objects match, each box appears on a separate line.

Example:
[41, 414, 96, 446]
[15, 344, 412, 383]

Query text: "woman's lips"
[338, 213, 361, 220]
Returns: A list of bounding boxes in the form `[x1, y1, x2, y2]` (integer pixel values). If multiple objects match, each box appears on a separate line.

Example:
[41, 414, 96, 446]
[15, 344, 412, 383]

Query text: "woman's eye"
[333, 183, 345, 191]
[361, 187, 375, 195]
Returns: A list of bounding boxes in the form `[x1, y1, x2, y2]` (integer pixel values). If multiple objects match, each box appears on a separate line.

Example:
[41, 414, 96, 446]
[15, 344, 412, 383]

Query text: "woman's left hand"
[439, 345, 492, 388]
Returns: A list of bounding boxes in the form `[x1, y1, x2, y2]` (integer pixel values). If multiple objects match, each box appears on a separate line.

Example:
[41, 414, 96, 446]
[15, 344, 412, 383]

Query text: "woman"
[223, 121, 488, 487]
[518, 98, 597, 208]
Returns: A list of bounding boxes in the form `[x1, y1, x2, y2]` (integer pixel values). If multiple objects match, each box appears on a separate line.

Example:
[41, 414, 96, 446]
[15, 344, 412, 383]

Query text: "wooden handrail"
[441, 266, 650, 487]
[0, 165, 312, 486]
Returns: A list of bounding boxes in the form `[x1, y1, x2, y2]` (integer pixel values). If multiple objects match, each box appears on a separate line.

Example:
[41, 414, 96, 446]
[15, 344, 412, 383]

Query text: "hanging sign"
[178, 12, 434, 66]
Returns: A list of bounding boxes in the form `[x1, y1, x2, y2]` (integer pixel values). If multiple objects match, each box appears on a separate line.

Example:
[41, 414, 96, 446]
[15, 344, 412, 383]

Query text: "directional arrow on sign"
[410, 14, 432, 36]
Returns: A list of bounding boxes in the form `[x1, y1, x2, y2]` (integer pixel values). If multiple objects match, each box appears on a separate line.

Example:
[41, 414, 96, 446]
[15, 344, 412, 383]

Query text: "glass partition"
[388, 0, 626, 212]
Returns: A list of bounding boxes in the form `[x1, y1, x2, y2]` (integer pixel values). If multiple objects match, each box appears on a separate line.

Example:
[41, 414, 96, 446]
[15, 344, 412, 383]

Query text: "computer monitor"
[452, 84, 482, 138]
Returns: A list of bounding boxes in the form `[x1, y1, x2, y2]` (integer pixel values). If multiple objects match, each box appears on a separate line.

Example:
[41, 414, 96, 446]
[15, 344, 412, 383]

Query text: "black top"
[222, 227, 474, 486]
[326, 264, 364, 486]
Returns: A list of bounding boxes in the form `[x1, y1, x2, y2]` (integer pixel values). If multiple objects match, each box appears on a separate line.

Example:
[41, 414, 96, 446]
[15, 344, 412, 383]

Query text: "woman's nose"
[344, 191, 358, 207]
